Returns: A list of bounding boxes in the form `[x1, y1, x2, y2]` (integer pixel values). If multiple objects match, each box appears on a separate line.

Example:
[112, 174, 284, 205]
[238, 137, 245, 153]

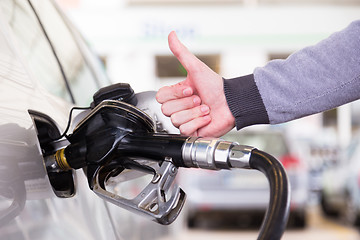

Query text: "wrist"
[223, 75, 269, 129]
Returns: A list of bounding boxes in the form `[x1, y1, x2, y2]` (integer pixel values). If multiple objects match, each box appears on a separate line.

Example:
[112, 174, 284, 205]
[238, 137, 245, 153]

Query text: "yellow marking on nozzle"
[55, 148, 71, 170]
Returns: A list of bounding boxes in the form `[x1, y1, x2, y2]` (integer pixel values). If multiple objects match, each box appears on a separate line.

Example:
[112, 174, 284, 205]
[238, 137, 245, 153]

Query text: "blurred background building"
[58, 0, 360, 149]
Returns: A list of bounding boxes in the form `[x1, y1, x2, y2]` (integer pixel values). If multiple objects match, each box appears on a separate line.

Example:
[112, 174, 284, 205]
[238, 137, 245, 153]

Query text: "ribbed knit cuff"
[223, 74, 269, 129]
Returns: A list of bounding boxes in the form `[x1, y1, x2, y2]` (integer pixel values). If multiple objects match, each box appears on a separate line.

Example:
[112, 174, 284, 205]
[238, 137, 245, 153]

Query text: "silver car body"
[0, 0, 171, 239]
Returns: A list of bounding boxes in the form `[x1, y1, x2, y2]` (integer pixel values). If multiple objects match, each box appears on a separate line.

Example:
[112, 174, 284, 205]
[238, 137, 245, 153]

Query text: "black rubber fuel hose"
[249, 149, 290, 240]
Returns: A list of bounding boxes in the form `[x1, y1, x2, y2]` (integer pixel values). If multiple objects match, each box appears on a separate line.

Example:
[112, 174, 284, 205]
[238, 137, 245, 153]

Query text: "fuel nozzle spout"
[181, 137, 254, 170]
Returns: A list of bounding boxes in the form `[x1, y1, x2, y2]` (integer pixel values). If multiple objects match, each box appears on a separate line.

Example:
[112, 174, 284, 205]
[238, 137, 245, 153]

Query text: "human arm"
[157, 20, 360, 136]
[226, 20, 360, 129]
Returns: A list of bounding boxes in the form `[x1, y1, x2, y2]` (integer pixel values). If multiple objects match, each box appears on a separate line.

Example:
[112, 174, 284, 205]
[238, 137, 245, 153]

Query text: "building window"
[156, 54, 220, 78]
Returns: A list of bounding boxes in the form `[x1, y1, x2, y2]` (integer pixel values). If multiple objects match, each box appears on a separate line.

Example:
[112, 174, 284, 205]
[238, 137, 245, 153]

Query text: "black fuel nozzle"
[47, 83, 290, 238]
[91, 83, 137, 108]
[48, 99, 188, 224]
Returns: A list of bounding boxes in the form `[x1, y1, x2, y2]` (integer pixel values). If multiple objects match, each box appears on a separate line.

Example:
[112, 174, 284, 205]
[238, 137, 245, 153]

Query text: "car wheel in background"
[341, 193, 360, 226]
[287, 210, 307, 229]
[320, 191, 340, 217]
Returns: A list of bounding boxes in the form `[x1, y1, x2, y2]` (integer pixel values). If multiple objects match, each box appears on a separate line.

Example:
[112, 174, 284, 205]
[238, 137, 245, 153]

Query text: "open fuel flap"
[29, 110, 75, 198]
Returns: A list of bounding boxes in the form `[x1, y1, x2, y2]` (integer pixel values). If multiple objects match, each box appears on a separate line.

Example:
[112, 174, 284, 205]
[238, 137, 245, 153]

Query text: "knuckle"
[160, 104, 166, 114]
[155, 92, 162, 103]
[170, 115, 180, 127]
[156, 88, 167, 103]
[179, 125, 193, 136]
[179, 125, 188, 135]
[161, 104, 171, 117]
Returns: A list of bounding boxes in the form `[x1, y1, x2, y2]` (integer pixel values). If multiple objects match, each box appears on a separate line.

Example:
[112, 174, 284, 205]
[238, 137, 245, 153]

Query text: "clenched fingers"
[161, 95, 201, 117]
[179, 115, 212, 136]
[170, 104, 210, 127]
[156, 83, 193, 104]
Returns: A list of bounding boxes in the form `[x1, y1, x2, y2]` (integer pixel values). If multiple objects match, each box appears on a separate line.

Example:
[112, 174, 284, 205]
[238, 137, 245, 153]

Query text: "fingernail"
[203, 115, 211, 121]
[193, 96, 200, 105]
[183, 88, 192, 96]
[201, 105, 209, 113]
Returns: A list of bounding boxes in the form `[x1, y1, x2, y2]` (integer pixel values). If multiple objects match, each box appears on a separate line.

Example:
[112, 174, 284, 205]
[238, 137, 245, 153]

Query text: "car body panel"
[0, 1, 172, 239]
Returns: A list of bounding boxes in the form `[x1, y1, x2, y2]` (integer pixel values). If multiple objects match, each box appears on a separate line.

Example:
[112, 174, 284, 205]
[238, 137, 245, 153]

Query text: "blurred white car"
[0, 0, 172, 239]
[321, 133, 360, 226]
[180, 129, 309, 228]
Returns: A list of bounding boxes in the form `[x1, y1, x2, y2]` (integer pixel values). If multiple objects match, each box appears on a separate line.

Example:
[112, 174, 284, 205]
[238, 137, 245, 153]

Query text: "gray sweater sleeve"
[224, 20, 360, 129]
